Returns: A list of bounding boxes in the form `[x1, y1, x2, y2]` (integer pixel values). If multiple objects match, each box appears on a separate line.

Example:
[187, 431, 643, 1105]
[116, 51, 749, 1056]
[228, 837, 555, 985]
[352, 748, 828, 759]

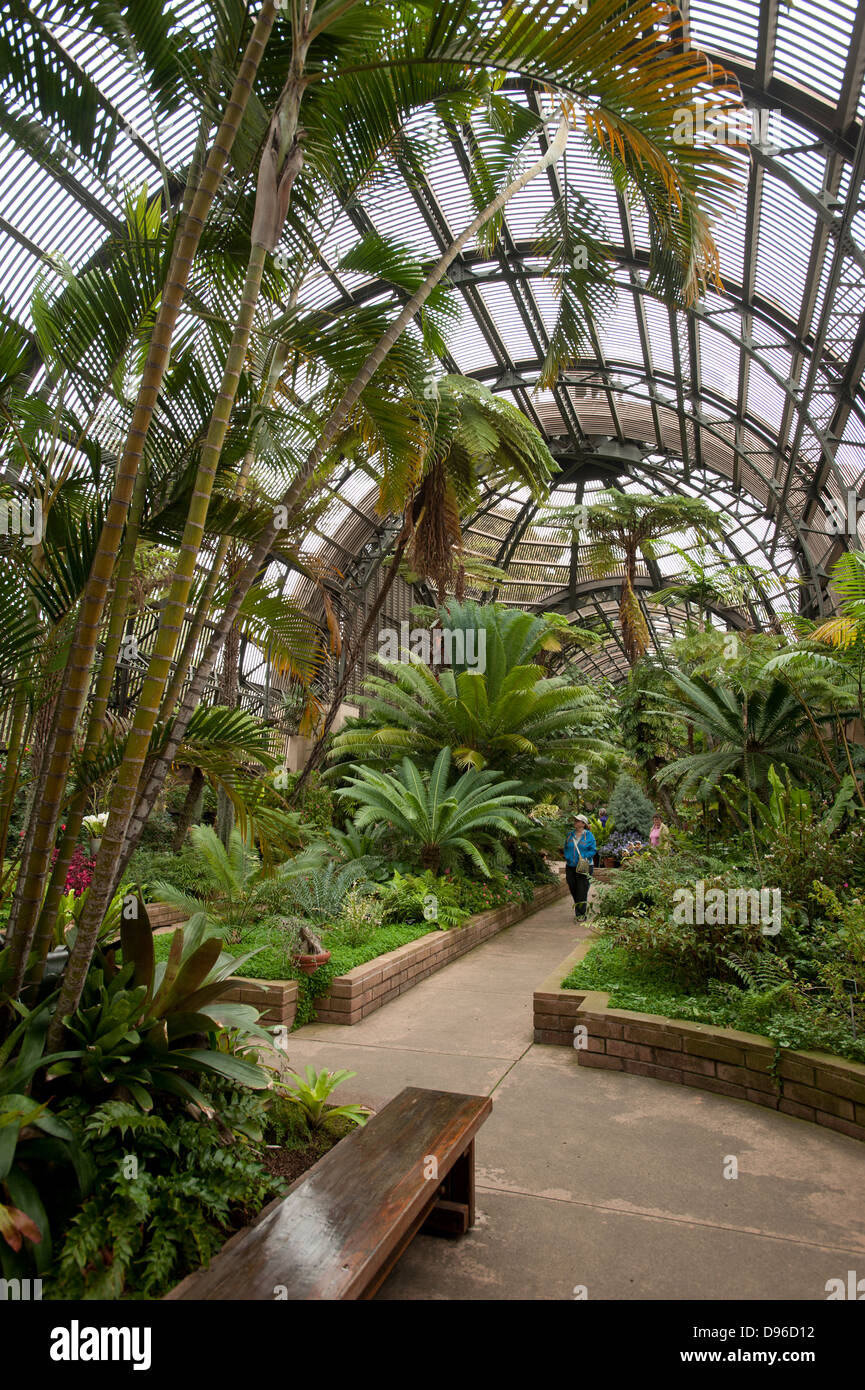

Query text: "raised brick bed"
[222, 879, 567, 1028]
[221, 975, 299, 1028]
[145, 902, 189, 930]
[533, 940, 865, 1144]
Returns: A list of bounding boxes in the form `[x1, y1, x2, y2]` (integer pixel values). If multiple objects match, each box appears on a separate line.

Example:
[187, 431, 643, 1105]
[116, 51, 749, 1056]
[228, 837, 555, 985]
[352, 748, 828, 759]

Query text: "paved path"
[285, 894, 865, 1300]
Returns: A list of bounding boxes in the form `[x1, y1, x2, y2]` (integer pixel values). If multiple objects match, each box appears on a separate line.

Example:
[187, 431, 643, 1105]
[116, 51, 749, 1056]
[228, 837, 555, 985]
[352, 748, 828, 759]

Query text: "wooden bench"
[167, 1086, 491, 1300]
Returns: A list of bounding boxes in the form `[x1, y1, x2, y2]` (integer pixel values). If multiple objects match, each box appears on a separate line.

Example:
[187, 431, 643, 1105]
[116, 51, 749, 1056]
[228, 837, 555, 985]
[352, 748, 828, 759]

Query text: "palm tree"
[550, 491, 725, 664]
[143, 0, 745, 846]
[336, 747, 531, 875]
[762, 549, 865, 805]
[291, 375, 558, 792]
[648, 542, 796, 632]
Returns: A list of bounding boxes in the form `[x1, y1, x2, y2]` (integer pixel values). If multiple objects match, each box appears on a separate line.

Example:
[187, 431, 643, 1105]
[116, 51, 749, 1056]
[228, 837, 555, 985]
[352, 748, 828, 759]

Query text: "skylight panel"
[774, 0, 856, 103]
[446, 298, 499, 374]
[687, 0, 761, 63]
[477, 283, 537, 362]
[753, 176, 817, 320]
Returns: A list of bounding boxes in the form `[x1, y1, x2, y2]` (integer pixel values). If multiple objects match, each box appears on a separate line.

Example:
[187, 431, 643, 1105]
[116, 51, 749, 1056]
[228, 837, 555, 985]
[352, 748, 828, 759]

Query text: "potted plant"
[82, 810, 109, 856]
[290, 922, 331, 975]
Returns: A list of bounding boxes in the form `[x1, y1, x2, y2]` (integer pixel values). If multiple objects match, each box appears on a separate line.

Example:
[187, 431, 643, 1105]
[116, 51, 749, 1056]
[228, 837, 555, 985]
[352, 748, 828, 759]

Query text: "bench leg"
[422, 1140, 476, 1238]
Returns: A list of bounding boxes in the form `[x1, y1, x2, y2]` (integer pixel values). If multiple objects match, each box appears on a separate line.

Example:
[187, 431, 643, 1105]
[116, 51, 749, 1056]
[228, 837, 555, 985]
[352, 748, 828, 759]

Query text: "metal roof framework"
[2, 3, 865, 684]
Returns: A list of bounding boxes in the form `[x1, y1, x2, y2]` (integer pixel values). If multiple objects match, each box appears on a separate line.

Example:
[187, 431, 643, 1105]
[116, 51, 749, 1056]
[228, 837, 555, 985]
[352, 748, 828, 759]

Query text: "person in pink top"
[649, 814, 664, 848]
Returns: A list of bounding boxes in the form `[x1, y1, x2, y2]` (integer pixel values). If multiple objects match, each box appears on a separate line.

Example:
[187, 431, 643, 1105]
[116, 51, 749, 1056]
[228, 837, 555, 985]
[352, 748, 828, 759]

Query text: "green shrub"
[607, 772, 654, 838]
[137, 809, 176, 850]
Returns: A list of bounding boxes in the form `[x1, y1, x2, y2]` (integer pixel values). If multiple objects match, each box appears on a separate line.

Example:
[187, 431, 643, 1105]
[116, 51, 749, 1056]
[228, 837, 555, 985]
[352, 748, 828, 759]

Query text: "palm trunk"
[172, 767, 205, 850]
[215, 617, 241, 847]
[117, 115, 573, 867]
[49, 58, 308, 1044]
[292, 527, 409, 796]
[9, 5, 277, 1003]
[28, 463, 151, 977]
[0, 691, 28, 869]
[158, 341, 291, 724]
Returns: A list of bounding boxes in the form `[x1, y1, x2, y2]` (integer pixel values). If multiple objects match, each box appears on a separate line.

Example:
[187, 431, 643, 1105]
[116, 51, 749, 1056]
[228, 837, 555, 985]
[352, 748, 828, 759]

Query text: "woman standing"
[563, 813, 596, 920]
[649, 814, 667, 849]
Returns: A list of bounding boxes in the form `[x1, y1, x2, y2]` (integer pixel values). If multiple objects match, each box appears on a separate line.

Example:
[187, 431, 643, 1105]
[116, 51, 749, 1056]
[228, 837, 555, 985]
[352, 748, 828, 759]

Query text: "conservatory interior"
[1, 0, 864, 1307]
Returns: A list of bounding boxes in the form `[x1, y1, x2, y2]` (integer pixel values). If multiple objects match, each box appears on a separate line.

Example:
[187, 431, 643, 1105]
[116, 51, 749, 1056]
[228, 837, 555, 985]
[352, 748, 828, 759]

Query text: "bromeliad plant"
[336, 747, 532, 875]
[48, 914, 272, 1111]
[282, 1067, 369, 1132]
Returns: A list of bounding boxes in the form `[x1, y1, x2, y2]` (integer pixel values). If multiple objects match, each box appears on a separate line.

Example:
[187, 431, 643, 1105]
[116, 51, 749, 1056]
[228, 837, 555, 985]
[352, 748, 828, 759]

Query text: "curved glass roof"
[2, 1, 865, 684]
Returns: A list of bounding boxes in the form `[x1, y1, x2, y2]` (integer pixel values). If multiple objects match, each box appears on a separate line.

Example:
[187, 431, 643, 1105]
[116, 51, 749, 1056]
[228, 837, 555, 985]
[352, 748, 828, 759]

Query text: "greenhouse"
[0, 0, 864, 1322]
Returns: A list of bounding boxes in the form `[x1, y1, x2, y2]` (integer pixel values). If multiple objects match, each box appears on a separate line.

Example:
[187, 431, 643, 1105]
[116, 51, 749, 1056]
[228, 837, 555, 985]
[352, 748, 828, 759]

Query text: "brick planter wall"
[534, 941, 865, 1144]
[314, 879, 568, 1026]
[221, 976, 299, 1028]
[145, 902, 188, 930]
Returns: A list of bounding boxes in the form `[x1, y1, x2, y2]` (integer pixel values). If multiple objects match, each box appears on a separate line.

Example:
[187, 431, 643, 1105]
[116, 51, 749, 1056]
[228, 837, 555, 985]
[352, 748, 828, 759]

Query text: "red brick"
[746, 1089, 779, 1110]
[577, 1051, 624, 1071]
[778, 1056, 814, 1085]
[814, 1111, 865, 1143]
[620, 1058, 684, 1084]
[533, 1028, 571, 1045]
[607, 1039, 655, 1063]
[783, 1082, 854, 1120]
[744, 1050, 775, 1074]
[534, 1012, 568, 1030]
[779, 1098, 816, 1123]
[682, 1037, 746, 1066]
[811, 1067, 865, 1106]
[622, 1023, 682, 1049]
[682, 1073, 748, 1101]
[658, 1048, 715, 1077]
[716, 1064, 777, 1094]
[578, 1014, 624, 1040]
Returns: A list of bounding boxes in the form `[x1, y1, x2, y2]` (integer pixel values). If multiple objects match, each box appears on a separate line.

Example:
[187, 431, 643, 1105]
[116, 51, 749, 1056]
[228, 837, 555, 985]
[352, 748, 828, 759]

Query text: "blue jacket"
[564, 828, 596, 871]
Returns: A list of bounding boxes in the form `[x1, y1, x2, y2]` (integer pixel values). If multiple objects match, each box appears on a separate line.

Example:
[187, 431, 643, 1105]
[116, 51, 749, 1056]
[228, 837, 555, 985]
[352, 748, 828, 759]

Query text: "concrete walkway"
[285, 894, 865, 1300]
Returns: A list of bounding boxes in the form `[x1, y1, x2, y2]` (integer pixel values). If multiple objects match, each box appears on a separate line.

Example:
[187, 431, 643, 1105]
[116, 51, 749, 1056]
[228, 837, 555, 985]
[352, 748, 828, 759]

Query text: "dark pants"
[566, 866, 591, 918]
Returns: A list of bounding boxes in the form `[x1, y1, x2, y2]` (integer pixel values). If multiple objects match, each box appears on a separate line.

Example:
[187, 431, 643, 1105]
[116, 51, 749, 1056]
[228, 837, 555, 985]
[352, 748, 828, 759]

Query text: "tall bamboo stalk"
[6, 4, 277, 1003]
[49, 54, 309, 1043]
[292, 525, 410, 794]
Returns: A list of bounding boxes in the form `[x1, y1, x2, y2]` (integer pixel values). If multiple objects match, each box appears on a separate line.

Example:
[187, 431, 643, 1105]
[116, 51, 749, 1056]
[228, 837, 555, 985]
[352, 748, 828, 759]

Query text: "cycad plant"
[651, 671, 824, 856]
[336, 747, 531, 875]
[148, 825, 271, 943]
[281, 861, 368, 925]
[329, 606, 614, 797]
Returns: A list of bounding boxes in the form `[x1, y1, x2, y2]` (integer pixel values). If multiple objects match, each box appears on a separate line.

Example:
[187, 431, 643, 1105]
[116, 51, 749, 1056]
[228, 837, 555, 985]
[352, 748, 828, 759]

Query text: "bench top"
[168, 1086, 492, 1300]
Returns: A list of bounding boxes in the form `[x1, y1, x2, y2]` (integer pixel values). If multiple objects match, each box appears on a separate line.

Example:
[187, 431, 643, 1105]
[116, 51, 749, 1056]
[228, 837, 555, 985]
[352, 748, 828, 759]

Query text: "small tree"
[607, 773, 655, 838]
